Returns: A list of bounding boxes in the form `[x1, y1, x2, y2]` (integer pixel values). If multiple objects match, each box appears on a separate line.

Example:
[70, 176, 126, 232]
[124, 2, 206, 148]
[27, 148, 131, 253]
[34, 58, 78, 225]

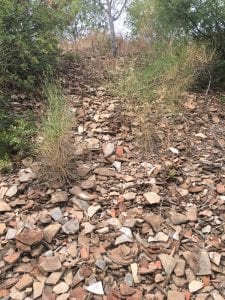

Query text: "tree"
[95, 0, 128, 57]
[69, 0, 107, 41]
[0, 0, 79, 89]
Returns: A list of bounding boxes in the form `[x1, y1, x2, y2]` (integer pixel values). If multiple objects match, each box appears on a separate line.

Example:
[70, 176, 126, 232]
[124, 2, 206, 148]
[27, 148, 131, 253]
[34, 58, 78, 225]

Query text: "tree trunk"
[107, 3, 117, 57]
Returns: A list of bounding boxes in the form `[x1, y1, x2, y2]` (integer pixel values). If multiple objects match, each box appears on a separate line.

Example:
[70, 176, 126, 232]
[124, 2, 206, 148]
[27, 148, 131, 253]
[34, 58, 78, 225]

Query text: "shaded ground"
[0, 57, 225, 300]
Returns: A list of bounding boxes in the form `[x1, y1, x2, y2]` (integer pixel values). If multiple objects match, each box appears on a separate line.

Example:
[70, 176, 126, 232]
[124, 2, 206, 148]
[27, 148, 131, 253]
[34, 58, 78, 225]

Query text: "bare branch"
[113, 0, 128, 21]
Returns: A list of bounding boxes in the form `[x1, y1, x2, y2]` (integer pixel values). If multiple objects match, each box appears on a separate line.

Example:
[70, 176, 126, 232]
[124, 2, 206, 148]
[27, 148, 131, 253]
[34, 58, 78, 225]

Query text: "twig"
[206, 71, 212, 106]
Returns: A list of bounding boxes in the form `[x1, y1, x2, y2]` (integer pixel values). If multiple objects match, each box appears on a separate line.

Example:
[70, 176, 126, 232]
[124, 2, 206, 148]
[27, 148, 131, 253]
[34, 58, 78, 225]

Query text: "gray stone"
[62, 219, 79, 235]
[71, 197, 89, 211]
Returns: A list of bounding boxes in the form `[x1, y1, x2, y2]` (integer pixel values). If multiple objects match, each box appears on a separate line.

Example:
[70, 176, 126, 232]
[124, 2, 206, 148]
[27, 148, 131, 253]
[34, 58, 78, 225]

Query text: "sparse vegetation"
[118, 42, 213, 104]
[39, 83, 74, 184]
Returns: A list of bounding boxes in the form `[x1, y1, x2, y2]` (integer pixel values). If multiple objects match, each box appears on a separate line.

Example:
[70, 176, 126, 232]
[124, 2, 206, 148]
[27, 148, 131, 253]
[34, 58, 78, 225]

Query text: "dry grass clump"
[39, 83, 74, 184]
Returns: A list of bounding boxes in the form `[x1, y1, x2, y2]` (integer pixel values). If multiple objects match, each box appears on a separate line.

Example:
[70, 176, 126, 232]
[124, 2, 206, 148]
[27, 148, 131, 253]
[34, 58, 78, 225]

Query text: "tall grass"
[39, 83, 74, 184]
[118, 42, 214, 105]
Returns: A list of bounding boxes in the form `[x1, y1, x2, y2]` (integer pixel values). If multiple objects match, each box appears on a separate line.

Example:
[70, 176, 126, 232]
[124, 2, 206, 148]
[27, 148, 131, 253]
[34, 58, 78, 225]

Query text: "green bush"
[0, 0, 79, 90]
[0, 111, 36, 160]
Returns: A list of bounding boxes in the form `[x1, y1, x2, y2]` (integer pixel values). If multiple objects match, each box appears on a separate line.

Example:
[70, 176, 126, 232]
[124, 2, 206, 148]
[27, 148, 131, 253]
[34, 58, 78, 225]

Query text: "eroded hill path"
[1, 57, 225, 300]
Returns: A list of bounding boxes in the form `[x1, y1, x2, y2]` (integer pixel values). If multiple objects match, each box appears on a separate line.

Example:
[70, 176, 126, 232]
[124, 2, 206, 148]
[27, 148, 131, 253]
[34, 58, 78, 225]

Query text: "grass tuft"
[39, 82, 74, 184]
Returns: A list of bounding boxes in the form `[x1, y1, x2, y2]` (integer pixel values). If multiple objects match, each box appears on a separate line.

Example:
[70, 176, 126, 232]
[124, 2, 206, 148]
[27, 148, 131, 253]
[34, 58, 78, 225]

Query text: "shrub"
[118, 42, 213, 104]
[39, 83, 74, 184]
[0, 0, 79, 90]
[0, 109, 36, 171]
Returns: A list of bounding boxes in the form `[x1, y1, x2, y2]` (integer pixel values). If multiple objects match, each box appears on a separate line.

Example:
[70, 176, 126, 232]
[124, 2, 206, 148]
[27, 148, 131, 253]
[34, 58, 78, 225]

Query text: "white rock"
[115, 234, 133, 245]
[144, 192, 161, 204]
[5, 185, 18, 198]
[87, 205, 101, 217]
[103, 143, 115, 157]
[189, 280, 204, 293]
[169, 147, 179, 154]
[62, 219, 79, 235]
[209, 252, 221, 266]
[85, 281, 104, 295]
[53, 282, 69, 294]
[131, 263, 140, 284]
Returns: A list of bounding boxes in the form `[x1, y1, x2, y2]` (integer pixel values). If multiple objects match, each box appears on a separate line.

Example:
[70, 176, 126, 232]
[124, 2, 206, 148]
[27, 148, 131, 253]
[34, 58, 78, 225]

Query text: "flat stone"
[186, 206, 197, 221]
[5, 185, 17, 198]
[158, 254, 177, 274]
[16, 229, 43, 246]
[81, 176, 96, 190]
[62, 219, 79, 235]
[95, 259, 106, 270]
[0, 223, 6, 235]
[103, 143, 115, 157]
[123, 192, 136, 201]
[211, 290, 224, 300]
[19, 168, 34, 182]
[70, 186, 96, 200]
[14, 262, 33, 273]
[209, 252, 221, 266]
[16, 240, 31, 252]
[77, 164, 92, 177]
[57, 293, 70, 300]
[115, 234, 133, 245]
[71, 197, 90, 211]
[6, 228, 17, 240]
[85, 281, 104, 295]
[202, 225, 211, 233]
[120, 216, 136, 228]
[39, 256, 62, 272]
[144, 214, 162, 232]
[131, 263, 140, 284]
[189, 280, 204, 293]
[72, 270, 85, 287]
[4, 249, 21, 264]
[170, 212, 188, 225]
[67, 243, 78, 258]
[183, 250, 211, 275]
[168, 291, 185, 300]
[51, 191, 68, 204]
[94, 167, 116, 177]
[150, 232, 169, 243]
[49, 207, 64, 223]
[195, 294, 209, 300]
[0, 201, 11, 212]
[83, 222, 95, 234]
[46, 272, 63, 285]
[124, 273, 134, 286]
[143, 192, 160, 204]
[33, 281, 44, 299]
[44, 223, 61, 243]
[53, 282, 69, 294]
[9, 287, 26, 300]
[174, 259, 186, 277]
[87, 204, 101, 217]
[71, 287, 87, 300]
[120, 283, 136, 296]
[0, 186, 8, 199]
[15, 274, 33, 291]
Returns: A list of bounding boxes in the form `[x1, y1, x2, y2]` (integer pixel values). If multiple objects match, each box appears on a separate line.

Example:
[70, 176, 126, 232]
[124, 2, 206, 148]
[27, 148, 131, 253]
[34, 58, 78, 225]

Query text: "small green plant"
[39, 82, 74, 184]
[0, 155, 12, 173]
[0, 110, 36, 172]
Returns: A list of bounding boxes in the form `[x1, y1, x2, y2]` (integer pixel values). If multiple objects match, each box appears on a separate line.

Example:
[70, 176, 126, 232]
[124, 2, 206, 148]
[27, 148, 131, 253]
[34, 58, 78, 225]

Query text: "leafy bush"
[0, 110, 36, 171]
[0, 0, 79, 90]
[39, 83, 74, 184]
